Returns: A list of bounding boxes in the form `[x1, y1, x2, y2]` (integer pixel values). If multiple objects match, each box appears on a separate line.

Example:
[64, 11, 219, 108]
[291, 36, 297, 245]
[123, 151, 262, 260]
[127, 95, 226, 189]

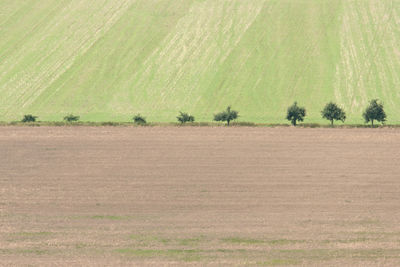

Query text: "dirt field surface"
[1, 127, 400, 266]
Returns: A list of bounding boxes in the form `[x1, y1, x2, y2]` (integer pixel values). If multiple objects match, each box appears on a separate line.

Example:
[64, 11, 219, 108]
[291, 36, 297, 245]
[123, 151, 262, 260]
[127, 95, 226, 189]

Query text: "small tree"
[363, 99, 386, 127]
[64, 114, 80, 122]
[286, 102, 306, 126]
[321, 102, 346, 126]
[177, 112, 195, 124]
[133, 114, 146, 125]
[22, 114, 38, 123]
[214, 106, 239, 126]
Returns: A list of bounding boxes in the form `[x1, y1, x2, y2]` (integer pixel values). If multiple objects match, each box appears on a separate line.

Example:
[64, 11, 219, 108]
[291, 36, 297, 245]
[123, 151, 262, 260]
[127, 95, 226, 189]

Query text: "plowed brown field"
[1, 127, 400, 266]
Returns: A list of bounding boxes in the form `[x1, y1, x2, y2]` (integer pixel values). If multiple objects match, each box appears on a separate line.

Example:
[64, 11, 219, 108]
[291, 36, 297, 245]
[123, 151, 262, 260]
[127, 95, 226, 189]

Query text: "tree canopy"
[214, 106, 239, 126]
[22, 114, 38, 123]
[286, 102, 306, 126]
[363, 99, 386, 126]
[321, 102, 346, 126]
[64, 114, 80, 122]
[133, 114, 147, 125]
[177, 112, 195, 124]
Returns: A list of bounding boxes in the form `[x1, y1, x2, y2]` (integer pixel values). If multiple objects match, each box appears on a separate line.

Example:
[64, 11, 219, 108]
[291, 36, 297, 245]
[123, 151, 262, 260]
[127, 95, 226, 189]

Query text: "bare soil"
[1, 127, 400, 266]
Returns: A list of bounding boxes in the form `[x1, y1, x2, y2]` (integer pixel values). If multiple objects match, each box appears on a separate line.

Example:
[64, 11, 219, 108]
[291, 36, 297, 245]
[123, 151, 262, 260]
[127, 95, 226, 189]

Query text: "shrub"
[63, 114, 80, 122]
[363, 99, 386, 127]
[22, 114, 38, 123]
[321, 102, 346, 126]
[177, 112, 195, 124]
[133, 114, 146, 125]
[214, 106, 239, 126]
[286, 102, 306, 126]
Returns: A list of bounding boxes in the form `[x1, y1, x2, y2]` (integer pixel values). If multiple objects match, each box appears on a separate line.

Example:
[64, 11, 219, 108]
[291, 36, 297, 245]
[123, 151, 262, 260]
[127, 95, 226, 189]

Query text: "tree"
[133, 114, 146, 125]
[286, 102, 306, 126]
[64, 114, 80, 122]
[22, 114, 38, 123]
[177, 112, 195, 124]
[321, 102, 346, 126]
[363, 99, 386, 127]
[214, 106, 239, 126]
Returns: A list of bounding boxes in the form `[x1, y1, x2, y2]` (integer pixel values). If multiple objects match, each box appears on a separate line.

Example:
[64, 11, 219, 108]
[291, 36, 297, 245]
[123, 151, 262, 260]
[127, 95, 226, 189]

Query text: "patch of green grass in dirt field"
[129, 234, 206, 247]
[90, 215, 130, 220]
[0, 248, 51, 256]
[114, 247, 400, 264]
[221, 237, 307, 245]
[5, 232, 54, 242]
[114, 233, 400, 264]
[114, 248, 206, 262]
[9, 232, 53, 237]
[257, 259, 302, 266]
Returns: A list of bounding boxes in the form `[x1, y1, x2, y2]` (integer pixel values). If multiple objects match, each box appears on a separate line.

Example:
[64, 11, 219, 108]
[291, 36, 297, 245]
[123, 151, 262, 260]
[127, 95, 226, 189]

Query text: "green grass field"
[1, 0, 400, 123]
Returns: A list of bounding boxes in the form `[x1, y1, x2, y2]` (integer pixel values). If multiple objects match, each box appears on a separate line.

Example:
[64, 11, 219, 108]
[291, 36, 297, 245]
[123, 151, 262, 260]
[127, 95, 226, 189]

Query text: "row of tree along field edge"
[6, 100, 391, 127]
[1, 122, 400, 128]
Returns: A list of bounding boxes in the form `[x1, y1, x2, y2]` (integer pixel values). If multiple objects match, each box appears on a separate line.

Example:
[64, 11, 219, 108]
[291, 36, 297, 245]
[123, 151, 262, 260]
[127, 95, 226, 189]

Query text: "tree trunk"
[371, 120, 374, 127]
[227, 120, 230, 126]
[331, 119, 334, 126]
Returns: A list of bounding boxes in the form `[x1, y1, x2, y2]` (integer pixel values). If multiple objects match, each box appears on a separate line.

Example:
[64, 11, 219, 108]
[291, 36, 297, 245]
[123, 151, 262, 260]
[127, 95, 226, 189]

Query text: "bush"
[363, 99, 386, 127]
[177, 112, 195, 124]
[214, 106, 239, 126]
[21, 114, 38, 123]
[321, 102, 346, 126]
[133, 114, 146, 125]
[63, 114, 80, 122]
[286, 102, 306, 126]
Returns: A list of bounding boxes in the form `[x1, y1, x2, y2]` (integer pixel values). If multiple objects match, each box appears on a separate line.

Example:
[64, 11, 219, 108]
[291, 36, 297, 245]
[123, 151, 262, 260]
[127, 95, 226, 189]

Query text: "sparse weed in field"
[115, 248, 201, 258]
[75, 243, 88, 249]
[90, 215, 127, 220]
[230, 121, 257, 126]
[298, 123, 322, 128]
[100, 122, 122, 126]
[221, 237, 265, 244]
[0, 248, 49, 255]
[221, 237, 305, 245]
[258, 258, 301, 266]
